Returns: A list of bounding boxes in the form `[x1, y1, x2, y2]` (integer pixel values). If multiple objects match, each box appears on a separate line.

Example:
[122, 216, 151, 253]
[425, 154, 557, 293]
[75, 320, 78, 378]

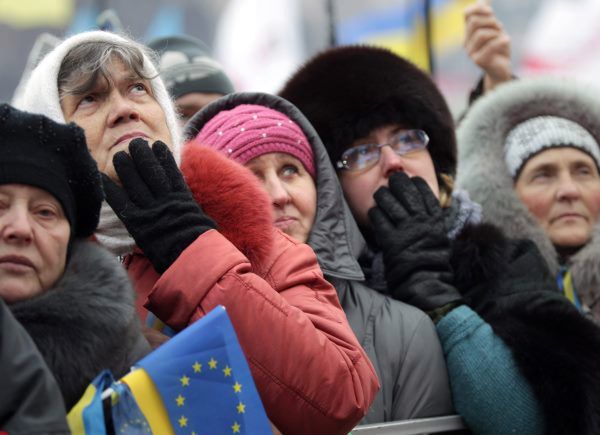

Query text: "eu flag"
[130, 305, 272, 435]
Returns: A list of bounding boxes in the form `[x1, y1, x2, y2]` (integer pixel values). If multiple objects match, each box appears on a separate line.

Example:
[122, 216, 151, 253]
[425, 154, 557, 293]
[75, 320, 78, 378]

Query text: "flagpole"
[424, 0, 435, 77]
[326, 0, 337, 47]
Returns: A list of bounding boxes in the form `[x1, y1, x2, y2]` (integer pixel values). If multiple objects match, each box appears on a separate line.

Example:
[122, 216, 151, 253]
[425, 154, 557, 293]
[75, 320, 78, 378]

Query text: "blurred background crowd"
[2, 0, 600, 114]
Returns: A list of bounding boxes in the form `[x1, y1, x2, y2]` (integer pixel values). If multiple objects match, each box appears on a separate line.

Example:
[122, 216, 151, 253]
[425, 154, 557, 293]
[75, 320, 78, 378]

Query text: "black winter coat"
[453, 223, 600, 435]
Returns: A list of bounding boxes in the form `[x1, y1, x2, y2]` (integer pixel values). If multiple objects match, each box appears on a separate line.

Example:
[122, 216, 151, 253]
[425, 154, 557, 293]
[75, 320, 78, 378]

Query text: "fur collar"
[181, 143, 275, 273]
[10, 241, 148, 409]
[450, 222, 600, 434]
[457, 77, 600, 315]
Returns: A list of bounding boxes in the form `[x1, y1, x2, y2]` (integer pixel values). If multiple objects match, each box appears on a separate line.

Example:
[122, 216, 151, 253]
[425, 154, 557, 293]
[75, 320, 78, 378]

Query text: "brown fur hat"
[279, 45, 457, 177]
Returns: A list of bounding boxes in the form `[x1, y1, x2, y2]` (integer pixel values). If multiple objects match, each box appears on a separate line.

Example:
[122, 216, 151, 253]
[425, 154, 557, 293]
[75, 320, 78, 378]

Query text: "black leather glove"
[102, 139, 216, 273]
[368, 172, 462, 315]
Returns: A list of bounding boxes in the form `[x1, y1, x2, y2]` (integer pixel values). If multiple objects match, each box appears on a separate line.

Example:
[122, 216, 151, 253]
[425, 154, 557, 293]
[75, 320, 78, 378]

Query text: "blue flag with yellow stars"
[126, 305, 272, 435]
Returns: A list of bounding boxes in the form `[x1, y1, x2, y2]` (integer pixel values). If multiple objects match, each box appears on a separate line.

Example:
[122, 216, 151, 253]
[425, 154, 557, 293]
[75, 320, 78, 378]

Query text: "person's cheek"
[523, 192, 551, 225]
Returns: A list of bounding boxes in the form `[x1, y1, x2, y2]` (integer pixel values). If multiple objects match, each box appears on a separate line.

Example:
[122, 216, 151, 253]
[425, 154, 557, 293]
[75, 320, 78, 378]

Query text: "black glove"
[102, 139, 216, 273]
[452, 225, 565, 319]
[368, 172, 462, 315]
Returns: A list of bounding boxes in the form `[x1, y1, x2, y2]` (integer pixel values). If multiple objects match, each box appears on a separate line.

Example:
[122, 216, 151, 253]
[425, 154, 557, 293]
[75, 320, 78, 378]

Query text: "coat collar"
[10, 240, 145, 408]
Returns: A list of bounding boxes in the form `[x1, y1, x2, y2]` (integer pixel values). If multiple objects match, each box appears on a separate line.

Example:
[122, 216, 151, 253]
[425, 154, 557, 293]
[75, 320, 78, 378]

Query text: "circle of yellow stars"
[175, 357, 247, 434]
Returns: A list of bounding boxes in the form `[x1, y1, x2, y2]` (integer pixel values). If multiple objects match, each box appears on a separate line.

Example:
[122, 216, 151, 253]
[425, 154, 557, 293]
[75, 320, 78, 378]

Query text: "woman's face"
[245, 153, 317, 243]
[0, 184, 70, 304]
[515, 147, 600, 249]
[61, 58, 173, 182]
[339, 124, 439, 227]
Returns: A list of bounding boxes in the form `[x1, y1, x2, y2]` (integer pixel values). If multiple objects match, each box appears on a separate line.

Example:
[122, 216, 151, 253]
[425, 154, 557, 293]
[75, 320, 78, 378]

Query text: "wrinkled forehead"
[58, 43, 151, 97]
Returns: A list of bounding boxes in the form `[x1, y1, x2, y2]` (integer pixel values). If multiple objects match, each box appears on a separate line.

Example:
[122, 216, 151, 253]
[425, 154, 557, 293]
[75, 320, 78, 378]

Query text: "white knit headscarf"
[13, 31, 182, 256]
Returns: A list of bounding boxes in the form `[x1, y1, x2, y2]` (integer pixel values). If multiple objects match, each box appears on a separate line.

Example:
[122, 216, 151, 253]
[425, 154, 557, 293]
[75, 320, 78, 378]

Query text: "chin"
[551, 231, 592, 249]
[0, 285, 39, 304]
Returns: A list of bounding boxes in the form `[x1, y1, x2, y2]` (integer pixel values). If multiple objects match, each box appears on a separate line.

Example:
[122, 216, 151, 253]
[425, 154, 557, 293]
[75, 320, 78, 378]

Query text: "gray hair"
[58, 39, 158, 98]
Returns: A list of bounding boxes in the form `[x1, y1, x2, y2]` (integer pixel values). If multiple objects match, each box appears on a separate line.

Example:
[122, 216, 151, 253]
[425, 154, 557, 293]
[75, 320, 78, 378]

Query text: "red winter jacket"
[125, 146, 379, 435]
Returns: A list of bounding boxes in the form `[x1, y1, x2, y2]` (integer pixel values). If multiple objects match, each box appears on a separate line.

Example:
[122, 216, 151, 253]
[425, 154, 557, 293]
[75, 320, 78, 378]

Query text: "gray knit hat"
[148, 35, 234, 99]
[504, 115, 600, 178]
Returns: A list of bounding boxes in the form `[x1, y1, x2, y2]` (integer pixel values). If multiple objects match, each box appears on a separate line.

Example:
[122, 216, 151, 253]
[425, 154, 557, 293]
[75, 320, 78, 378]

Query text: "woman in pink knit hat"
[184, 92, 455, 426]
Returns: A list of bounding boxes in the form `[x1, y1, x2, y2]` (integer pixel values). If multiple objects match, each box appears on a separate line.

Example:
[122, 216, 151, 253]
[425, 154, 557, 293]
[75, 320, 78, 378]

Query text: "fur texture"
[279, 45, 457, 177]
[457, 77, 600, 318]
[10, 241, 148, 409]
[452, 223, 600, 435]
[181, 144, 274, 272]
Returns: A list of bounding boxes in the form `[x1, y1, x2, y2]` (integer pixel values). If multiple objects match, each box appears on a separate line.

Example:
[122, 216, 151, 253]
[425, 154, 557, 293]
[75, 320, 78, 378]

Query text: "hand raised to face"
[368, 172, 461, 315]
[102, 139, 216, 273]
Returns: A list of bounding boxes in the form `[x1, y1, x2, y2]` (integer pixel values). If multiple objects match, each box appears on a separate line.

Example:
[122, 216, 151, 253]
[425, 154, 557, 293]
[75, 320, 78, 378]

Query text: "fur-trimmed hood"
[457, 77, 600, 316]
[184, 92, 365, 281]
[10, 241, 149, 409]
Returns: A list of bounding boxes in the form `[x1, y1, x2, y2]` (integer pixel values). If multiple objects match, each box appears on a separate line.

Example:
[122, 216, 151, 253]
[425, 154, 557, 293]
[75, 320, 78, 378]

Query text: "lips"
[274, 216, 298, 230]
[112, 131, 150, 149]
[0, 255, 35, 271]
[552, 213, 586, 223]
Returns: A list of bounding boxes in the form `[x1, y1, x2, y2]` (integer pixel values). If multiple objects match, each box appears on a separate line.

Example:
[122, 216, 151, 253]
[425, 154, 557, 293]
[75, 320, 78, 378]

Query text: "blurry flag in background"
[68, 306, 272, 435]
[338, 0, 473, 72]
[0, 0, 73, 28]
[520, 0, 600, 86]
[213, 0, 305, 92]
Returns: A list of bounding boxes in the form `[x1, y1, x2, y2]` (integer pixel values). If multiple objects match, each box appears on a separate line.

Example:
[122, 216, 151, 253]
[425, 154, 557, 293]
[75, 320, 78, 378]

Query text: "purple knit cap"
[193, 104, 316, 178]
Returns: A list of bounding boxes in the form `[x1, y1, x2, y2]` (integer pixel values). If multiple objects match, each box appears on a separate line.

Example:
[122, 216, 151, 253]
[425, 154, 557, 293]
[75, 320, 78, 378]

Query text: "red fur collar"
[181, 143, 274, 271]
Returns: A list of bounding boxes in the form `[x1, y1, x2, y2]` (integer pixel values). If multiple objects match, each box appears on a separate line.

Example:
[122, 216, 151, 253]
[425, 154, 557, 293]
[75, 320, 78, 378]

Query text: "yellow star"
[191, 432, 197, 435]
[223, 365, 232, 377]
[232, 422, 241, 433]
[178, 415, 188, 428]
[208, 358, 217, 369]
[236, 402, 246, 414]
[192, 361, 202, 373]
[180, 375, 190, 387]
[233, 382, 242, 393]
[175, 394, 185, 407]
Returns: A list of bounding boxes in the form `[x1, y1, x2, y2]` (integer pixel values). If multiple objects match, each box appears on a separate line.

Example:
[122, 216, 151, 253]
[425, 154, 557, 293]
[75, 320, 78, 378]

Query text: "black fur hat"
[0, 104, 102, 238]
[279, 45, 457, 177]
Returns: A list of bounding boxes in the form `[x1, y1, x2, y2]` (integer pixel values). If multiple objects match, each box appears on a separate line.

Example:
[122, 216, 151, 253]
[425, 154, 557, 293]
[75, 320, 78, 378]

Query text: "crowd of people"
[1, 3, 600, 434]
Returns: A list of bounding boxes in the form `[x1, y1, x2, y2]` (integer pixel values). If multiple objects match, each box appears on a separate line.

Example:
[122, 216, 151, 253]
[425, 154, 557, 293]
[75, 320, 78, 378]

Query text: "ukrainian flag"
[68, 306, 272, 434]
[338, 0, 473, 72]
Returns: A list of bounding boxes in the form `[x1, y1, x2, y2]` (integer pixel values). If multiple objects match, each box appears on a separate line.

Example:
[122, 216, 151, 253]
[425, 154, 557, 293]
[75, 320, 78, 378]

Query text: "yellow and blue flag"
[338, 0, 473, 72]
[68, 306, 272, 435]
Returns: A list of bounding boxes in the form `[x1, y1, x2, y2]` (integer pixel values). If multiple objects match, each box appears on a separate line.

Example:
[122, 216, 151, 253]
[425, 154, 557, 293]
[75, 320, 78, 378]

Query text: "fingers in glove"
[128, 139, 170, 197]
[411, 176, 442, 217]
[373, 186, 410, 223]
[388, 171, 425, 215]
[112, 151, 154, 207]
[152, 141, 188, 192]
[367, 206, 397, 238]
[101, 173, 135, 217]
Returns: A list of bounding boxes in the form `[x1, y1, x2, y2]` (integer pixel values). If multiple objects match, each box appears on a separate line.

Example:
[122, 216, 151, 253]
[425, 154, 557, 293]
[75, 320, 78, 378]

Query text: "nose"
[379, 146, 405, 178]
[556, 174, 582, 202]
[107, 91, 140, 127]
[264, 175, 291, 209]
[0, 207, 33, 245]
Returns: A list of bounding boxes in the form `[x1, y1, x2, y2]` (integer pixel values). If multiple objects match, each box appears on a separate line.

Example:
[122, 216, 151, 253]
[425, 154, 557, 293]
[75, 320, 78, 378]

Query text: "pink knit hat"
[192, 104, 316, 178]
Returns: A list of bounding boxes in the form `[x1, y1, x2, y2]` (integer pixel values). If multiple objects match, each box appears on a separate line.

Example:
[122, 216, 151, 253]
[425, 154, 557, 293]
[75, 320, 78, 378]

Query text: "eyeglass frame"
[336, 129, 430, 172]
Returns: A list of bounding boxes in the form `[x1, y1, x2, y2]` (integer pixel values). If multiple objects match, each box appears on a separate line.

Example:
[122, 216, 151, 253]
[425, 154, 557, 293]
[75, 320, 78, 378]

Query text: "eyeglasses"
[336, 129, 429, 172]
